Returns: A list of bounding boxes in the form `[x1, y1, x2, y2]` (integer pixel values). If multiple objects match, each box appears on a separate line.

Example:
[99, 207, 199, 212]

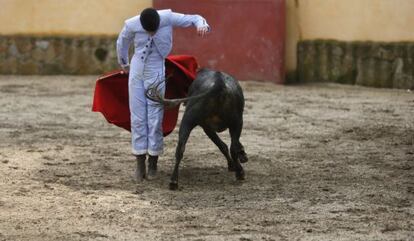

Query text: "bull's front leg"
[170, 119, 196, 190]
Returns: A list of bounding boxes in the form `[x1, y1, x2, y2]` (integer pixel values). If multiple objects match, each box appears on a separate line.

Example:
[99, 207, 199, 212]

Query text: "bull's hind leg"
[229, 120, 247, 180]
[202, 127, 235, 171]
[170, 119, 196, 190]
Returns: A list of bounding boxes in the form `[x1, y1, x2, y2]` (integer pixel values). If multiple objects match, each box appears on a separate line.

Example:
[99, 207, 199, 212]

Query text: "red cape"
[92, 55, 198, 136]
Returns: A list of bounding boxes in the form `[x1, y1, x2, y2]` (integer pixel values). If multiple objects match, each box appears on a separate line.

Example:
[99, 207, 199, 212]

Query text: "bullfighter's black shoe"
[147, 155, 158, 180]
[135, 154, 146, 183]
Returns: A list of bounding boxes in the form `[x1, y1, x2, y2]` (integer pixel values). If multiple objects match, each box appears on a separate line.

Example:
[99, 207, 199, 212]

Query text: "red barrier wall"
[154, 0, 286, 83]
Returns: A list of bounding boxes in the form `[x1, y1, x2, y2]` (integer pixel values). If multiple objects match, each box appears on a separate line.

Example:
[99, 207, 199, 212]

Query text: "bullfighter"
[116, 8, 210, 181]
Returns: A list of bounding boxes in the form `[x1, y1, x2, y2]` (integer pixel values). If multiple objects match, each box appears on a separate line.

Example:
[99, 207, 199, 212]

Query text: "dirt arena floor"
[0, 75, 413, 241]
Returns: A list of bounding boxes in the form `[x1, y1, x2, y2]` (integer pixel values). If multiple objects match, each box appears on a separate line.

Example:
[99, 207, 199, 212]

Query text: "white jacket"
[117, 9, 209, 68]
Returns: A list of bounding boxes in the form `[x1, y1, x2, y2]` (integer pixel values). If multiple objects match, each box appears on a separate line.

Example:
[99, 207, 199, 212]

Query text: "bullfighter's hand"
[121, 65, 129, 74]
[197, 26, 210, 37]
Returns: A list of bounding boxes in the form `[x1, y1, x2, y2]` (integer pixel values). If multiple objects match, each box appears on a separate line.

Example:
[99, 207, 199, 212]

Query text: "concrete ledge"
[297, 40, 414, 89]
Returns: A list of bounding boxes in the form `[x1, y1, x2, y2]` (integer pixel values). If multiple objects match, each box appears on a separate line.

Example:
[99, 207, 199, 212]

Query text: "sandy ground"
[0, 75, 413, 241]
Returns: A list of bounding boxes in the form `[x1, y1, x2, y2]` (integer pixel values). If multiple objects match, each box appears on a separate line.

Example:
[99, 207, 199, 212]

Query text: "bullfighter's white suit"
[116, 9, 209, 156]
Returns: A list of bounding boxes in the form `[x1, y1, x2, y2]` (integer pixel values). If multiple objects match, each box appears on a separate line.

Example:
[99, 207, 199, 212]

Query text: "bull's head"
[146, 73, 215, 109]
[145, 74, 185, 109]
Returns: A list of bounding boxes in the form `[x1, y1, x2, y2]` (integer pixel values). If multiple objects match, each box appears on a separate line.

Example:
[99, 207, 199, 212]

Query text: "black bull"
[147, 68, 248, 190]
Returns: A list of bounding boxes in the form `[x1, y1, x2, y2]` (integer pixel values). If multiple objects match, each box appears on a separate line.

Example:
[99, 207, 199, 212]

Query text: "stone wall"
[297, 40, 414, 89]
[2, 35, 414, 89]
[0, 35, 119, 75]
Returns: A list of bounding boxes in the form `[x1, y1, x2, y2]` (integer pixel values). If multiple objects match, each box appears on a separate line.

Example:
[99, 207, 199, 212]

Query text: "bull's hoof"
[239, 153, 248, 163]
[235, 171, 245, 180]
[228, 164, 236, 172]
[169, 182, 179, 190]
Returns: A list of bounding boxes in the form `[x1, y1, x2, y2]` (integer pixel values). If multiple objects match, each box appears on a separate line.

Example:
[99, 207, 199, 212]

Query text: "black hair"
[140, 8, 160, 32]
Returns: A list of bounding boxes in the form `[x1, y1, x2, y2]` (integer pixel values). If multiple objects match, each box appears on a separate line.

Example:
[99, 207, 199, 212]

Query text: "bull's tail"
[146, 71, 225, 109]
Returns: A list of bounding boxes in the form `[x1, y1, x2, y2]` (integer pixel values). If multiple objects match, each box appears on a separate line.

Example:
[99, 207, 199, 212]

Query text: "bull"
[147, 68, 248, 190]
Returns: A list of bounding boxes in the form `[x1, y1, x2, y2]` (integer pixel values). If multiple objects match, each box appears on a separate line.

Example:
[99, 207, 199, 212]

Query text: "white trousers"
[128, 56, 165, 156]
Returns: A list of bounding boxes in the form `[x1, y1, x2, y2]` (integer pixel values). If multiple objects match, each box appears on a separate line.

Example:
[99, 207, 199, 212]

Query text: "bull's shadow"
[33, 147, 359, 210]
[32, 149, 269, 194]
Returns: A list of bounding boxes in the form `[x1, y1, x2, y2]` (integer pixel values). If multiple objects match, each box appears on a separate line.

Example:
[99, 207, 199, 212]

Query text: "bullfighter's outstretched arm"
[170, 12, 210, 36]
